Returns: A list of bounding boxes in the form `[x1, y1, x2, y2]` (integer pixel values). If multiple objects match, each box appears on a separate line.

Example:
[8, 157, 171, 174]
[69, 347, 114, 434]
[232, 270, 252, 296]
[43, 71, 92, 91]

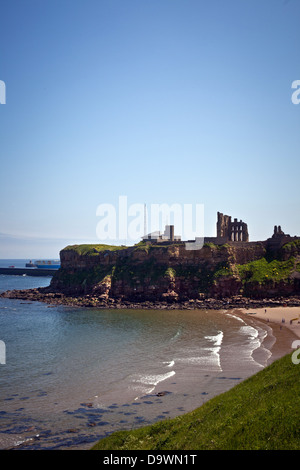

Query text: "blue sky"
[0, 0, 299, 258]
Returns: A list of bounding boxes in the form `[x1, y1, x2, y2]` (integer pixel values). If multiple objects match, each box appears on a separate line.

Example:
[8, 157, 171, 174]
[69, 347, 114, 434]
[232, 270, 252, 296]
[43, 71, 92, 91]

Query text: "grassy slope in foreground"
[92, 353, 300, 450]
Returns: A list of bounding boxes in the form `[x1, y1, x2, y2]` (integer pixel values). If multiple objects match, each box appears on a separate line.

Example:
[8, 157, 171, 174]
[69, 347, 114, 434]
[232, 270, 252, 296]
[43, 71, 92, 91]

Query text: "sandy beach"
[240, 306, 300, 338]
[238, 306, 300, 364]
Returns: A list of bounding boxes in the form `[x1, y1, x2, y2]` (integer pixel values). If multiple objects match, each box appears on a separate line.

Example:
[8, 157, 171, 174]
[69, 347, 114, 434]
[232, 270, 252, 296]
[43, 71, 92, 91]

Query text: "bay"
[0, 268, 274, 450]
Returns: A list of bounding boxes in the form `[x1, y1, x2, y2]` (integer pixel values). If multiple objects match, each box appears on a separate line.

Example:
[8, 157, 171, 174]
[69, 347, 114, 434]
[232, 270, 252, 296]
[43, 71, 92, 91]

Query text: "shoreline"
[2, 286, 299, 361]
[239, 306, 300, 339]
[2, 286, 299, 362]
[79, 308, 300, 450]
[234, 307, 300, 364]
[1, 288, 299, 450]
[84, 309, 300, 450]
[237, 306, 300, 368]
[2, 284, 299, 371]
[2, 286, 300, 311]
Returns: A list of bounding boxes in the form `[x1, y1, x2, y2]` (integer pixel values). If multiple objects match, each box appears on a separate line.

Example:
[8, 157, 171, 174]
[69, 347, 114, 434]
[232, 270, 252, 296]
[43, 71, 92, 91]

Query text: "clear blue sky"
[0, 0, 299, 258]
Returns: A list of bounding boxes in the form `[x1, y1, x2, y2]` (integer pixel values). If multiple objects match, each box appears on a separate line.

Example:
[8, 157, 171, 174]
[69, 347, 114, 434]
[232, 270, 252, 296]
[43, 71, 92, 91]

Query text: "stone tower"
[217, 212, 249, 242]
[217, 212, 232, 239]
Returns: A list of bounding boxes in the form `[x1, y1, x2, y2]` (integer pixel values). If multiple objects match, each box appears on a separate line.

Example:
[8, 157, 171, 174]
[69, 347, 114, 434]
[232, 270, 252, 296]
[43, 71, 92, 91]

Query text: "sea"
[0, 260, 276, 450]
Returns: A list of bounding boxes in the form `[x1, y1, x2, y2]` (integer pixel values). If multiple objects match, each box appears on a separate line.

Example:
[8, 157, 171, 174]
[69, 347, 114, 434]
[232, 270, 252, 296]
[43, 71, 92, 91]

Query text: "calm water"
[0, 264, 275, 450]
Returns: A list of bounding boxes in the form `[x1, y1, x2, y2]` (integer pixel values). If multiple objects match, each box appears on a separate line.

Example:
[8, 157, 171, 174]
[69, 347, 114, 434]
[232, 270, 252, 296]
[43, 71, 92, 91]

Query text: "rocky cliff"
[48, 239, 300, 302]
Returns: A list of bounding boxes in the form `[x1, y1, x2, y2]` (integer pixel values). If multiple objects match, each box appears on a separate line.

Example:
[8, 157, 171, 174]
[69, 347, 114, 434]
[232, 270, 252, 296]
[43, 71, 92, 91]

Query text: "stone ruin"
[216, 212, 249, 242]
[143, 212, 250, 246]
[267, 224, 300, 250]
[203, 212, 249, 245]
[141, 210, 300, 250]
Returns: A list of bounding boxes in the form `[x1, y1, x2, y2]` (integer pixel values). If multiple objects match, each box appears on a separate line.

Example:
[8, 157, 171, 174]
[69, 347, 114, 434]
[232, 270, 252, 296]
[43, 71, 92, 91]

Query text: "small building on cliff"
[142, 224, 181, 243]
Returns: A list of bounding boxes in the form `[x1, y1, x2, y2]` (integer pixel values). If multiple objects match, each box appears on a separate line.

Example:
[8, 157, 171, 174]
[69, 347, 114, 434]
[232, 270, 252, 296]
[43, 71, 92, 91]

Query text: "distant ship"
[33, 259, 61, 269]
[25, 260, 36, 267]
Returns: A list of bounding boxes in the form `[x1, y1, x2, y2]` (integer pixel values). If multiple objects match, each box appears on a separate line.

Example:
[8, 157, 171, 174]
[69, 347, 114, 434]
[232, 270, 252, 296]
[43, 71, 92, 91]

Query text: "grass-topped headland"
[91, 352, 300, 450]
[51, 239, 300, 301]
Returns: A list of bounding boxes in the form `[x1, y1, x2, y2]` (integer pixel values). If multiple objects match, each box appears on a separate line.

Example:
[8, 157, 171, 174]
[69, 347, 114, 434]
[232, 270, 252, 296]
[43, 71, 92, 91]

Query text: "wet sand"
[238, 306, 300, 362]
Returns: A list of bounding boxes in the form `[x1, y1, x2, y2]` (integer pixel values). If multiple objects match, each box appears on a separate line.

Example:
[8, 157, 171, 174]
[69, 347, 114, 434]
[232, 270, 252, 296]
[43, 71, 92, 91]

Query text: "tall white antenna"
[144, 203, 147, 236]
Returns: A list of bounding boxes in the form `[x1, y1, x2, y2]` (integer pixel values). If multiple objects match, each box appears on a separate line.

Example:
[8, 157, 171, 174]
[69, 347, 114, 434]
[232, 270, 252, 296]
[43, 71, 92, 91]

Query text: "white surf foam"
[176, 331, 224, 372]
[226, 312, 245, 322]
[131, 370, 176, 396]
[205, 330, 224, 346]
[225, 312, 272, 367]
[237, 324, 264, 367]
[163, 360, 175, 368]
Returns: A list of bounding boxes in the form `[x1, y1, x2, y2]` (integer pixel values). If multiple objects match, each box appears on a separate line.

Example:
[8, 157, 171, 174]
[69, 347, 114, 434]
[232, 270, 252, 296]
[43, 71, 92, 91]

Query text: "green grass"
[213, 263, 233, 279]
[164, 267, 176, 278]
[133, 242, 150, 253]
[91, 353, 300, 450]
[281, 239, 300, 255]
[237, 257, 296, 285]
[63, 244, 127, 256]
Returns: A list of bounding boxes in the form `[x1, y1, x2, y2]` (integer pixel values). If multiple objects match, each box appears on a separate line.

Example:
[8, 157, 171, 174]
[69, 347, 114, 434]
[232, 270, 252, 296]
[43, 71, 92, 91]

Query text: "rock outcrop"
[47, 240, 300, 302]
[2, 239, 300, 308]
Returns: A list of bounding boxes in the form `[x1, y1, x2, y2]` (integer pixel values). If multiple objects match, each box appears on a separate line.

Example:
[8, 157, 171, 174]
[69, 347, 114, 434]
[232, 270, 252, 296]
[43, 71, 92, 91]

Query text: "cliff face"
[48, 240, 300, 301]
